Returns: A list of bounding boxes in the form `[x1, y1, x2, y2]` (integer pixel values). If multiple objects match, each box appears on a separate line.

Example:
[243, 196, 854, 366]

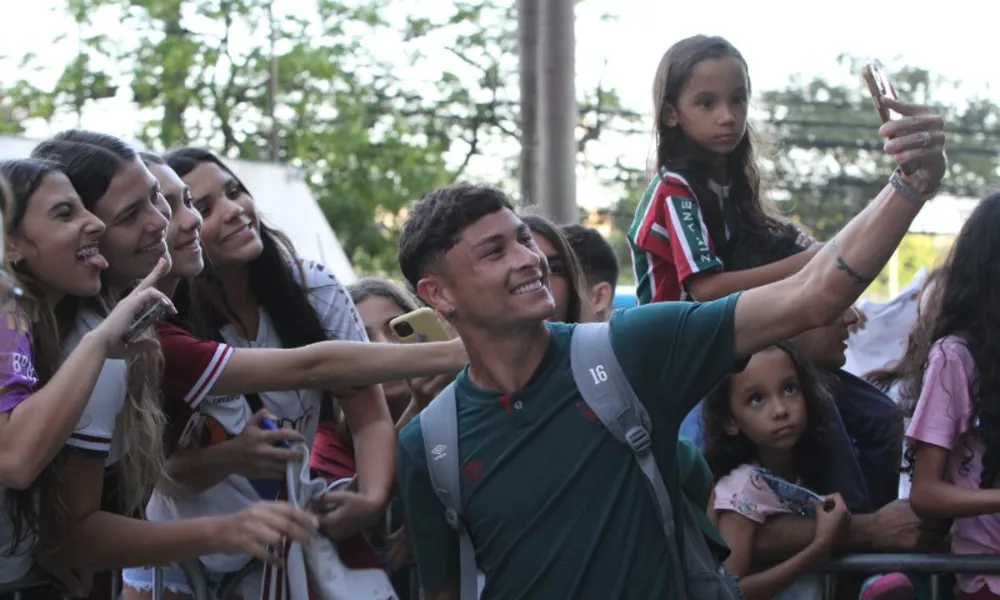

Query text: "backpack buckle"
[444, 507, 460, 531]
[624, 426, 652, 456]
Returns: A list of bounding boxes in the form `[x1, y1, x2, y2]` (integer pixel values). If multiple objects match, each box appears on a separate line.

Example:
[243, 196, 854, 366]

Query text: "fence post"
[152, 567, 164, 600]
[822, 573, 836, 599]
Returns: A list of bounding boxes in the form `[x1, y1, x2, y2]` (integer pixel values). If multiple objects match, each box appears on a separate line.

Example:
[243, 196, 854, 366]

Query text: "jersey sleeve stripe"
[67, 432, 112, 454]
[184, 344, 236, 409]
[633, 177, 670, 247]
[649, 222, 670, 241]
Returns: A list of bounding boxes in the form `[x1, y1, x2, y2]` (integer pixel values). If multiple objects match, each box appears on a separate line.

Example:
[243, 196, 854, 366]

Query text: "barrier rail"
[0, 563, 215, 600]
[0, 568, 52, 600]
[817, 554, 1000, 600]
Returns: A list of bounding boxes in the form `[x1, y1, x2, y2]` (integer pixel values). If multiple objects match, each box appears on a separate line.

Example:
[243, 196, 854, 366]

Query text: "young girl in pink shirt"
[876, 193, 1000, 600]
[704, 342, 914, 600]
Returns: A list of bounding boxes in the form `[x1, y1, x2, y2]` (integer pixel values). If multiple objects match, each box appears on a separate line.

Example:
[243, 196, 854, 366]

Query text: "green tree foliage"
[759, 55, 1000, 238]
[2, 0, 640, 275]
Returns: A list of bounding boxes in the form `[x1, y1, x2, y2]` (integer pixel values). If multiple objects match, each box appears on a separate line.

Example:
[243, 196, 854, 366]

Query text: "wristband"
[889, 169, 937, 203]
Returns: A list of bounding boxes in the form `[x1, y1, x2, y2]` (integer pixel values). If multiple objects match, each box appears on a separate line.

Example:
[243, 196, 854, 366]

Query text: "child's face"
[724, 348, 807, 452]
[667, 56, 749, 158]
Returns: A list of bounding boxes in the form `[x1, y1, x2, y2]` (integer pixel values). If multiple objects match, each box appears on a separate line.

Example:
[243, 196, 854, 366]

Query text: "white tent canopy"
[0, 135, 356, 283]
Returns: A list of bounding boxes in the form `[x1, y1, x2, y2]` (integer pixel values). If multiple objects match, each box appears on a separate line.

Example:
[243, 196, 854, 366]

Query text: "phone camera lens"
[393, 322, 414, 338]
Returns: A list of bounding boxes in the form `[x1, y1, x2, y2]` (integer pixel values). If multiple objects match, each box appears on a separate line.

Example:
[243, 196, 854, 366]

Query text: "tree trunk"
[517, 0, 539, 206]
[538, 0, 577, 223]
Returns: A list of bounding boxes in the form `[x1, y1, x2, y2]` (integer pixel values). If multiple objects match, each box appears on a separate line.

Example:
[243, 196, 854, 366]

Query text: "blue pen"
[260, 416, 292, 449]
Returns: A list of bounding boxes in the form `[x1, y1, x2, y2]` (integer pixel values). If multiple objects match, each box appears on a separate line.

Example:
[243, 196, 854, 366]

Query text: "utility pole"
[267, 1, 280, 162]
[517, 0, 539, 206]
[537, 0, 577, 223]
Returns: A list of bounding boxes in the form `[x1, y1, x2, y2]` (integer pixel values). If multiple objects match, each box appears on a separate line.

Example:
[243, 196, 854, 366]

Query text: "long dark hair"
[164, 148, 337, 418]
[29, 130, 167, 524]
[651, 35, 780, 261]
[521, 213, 590, 323]
[702, 342, 833, 483]
[868, 193, 1000, 488]
[0, 159, 80, 551]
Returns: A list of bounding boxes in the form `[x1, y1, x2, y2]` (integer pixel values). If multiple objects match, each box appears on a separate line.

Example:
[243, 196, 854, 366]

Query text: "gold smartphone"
[861, 59, 898, 123]
[390, 307, 450, 343]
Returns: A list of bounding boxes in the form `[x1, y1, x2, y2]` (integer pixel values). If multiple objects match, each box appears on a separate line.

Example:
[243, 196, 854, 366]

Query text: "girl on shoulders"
[628, 35, 819, 305]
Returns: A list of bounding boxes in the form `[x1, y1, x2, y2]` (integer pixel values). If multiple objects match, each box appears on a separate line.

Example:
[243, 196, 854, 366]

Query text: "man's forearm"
[755, 514, 877, 562]
[803, 180, 927, 321]
[733, 178, 935, 360]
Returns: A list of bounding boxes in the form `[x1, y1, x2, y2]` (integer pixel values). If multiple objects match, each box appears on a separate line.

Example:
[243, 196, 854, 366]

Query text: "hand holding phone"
[121, 297, 172, 345]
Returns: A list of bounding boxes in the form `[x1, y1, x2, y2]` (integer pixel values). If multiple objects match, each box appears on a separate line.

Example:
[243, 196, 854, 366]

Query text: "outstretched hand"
[879, 97, 947, 191]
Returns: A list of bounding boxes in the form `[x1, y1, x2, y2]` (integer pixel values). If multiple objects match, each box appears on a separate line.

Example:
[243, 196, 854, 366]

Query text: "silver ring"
[920, 131, 931, 148]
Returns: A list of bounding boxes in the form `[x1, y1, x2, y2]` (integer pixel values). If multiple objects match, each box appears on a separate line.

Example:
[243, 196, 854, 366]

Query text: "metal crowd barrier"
[0, 567, 52, 600]
[0, 562, 213, 600]
[817, 553, 1000, 600]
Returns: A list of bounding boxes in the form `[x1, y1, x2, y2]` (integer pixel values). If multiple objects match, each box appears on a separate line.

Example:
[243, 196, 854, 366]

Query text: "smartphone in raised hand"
[861, 59, 899, 123]
[121, 297, 171, 345]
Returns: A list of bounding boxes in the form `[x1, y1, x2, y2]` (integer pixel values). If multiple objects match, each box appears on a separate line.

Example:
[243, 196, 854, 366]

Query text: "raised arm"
[733, 98, 946, 361]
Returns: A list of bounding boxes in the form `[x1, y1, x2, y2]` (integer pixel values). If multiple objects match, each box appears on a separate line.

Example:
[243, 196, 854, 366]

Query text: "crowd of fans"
[0, 32, 994, 600]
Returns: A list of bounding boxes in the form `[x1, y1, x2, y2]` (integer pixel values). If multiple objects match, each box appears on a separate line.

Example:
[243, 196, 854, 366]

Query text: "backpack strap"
[569, 322, 688, 599]
[419, 383, 479, 600]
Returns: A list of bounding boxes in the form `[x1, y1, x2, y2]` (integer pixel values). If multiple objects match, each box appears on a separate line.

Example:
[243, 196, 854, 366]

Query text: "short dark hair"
[562, 224, 619, 291]
[729, 222, 808, 271]
[398, 183, 515, 289]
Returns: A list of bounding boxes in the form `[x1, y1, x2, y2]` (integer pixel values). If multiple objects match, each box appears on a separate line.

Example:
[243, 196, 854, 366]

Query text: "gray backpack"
[419, 321, 742, 600]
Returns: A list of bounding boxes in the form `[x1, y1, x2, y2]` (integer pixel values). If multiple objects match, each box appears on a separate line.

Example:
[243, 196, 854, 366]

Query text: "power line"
[778, 137, 999, 157]
[770, 119, 1000, 140]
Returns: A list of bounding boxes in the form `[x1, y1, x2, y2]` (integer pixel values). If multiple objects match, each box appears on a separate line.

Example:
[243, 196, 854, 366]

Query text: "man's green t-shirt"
[396, 295, 741, 599]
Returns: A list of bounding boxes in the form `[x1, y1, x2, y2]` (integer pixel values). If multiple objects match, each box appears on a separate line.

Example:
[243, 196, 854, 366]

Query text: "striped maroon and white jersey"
[627, 171, 731, 304]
